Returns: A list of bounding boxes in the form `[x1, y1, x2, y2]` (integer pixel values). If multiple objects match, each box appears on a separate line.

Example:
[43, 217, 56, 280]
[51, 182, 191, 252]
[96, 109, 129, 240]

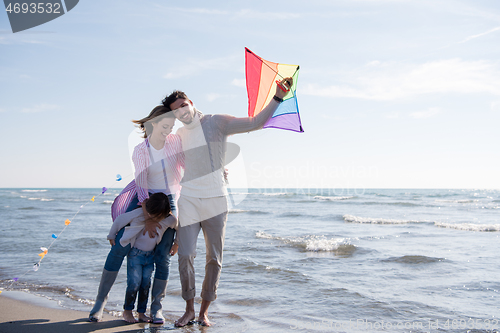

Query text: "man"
[163, 77, 292, 327]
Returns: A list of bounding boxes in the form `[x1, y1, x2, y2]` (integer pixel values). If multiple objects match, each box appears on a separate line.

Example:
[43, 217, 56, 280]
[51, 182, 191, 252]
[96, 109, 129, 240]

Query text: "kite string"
[2, 173, 132, 293]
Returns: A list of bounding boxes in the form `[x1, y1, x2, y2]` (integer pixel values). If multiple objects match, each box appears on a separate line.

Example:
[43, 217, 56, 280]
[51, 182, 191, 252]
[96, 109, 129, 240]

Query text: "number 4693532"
[5, 3, 61, 14]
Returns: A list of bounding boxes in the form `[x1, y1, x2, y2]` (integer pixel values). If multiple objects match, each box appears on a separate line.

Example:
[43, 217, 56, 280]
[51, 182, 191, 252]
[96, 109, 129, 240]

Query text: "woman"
[89, 106, 184, 324]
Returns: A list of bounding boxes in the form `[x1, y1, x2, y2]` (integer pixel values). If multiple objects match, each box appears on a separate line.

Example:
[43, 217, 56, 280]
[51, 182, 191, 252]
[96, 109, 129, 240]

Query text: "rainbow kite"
[245, 48, 303, 133]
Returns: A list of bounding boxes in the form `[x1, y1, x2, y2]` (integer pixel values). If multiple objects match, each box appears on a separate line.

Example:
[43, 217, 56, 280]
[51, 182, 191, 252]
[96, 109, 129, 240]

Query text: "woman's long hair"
[132, 106, 175, 139]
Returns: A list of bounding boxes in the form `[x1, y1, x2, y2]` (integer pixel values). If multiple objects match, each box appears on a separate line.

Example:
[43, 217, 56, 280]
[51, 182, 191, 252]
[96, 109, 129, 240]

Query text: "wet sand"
[0, 291, 157, 333]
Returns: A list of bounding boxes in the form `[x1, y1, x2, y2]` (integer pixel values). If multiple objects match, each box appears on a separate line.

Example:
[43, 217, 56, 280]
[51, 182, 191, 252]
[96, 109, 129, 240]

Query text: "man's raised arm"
[223, 77, 293, 135]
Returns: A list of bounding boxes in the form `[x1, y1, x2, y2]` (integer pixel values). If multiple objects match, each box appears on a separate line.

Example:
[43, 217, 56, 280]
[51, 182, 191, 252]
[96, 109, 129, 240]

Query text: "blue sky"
[1, 0, 499, 189]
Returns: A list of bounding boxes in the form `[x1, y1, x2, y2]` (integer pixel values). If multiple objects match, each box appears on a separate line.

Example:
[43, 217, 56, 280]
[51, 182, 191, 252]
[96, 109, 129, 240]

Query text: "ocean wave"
[229, 209, 269, 214]
[426, 193, 460, 198]
[261, 192, 295, 197]
[225, 297, 273, 306]
[382, 255, 446, 264]
[434, 222, 500, 232]
[0, 279, 73, 296]
[41, 198, 54, 202]
[358, 201, 421, 207]
[277, 212, 318, 219]
[435, 199, 479, 203]
[255, 231, 356, 253]
[21, 190, 48, 192]
[480, 204, 500, 210]
[229, 192, 251, 196]
[228, 259, 306, 280]
[343, 214, 431, 224]
[314, 195, 355, 201]
[102, 200, 114, 204]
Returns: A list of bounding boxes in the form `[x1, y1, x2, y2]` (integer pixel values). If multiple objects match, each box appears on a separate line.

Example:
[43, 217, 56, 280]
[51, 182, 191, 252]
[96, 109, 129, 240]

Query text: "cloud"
[231, 79, 245, 88]
[303, 59, 500, 101]
[410, 107, 441, 119]
[459, 26, 500, 44]
[20, 104, 59, 113]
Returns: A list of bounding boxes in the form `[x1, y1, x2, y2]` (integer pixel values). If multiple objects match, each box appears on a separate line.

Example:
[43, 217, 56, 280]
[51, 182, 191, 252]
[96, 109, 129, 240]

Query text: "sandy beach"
[0, 291, 168, 333]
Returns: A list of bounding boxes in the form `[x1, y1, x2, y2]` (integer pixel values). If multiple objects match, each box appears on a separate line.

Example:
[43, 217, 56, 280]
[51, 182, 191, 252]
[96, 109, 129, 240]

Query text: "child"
[107, 192, 177, 323]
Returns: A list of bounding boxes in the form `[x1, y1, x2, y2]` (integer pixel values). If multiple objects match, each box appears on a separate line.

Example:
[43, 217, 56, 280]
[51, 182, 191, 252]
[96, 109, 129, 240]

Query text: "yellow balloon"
[65, 219, 71, 225]
[91, 196, 95, 202]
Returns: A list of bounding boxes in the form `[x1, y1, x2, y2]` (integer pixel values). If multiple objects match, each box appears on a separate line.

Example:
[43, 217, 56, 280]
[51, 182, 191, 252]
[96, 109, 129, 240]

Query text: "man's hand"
[275, 77, 293, 100]
[109, 239, 115, 246]
[143, 219, 162, 238]
[170, 243, 179, 256]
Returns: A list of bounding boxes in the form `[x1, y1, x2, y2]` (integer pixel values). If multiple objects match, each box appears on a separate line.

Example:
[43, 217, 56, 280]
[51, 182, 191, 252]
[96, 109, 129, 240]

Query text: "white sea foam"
[28, 197, 41, 201]
[22, 190, 47, 192]
[434, 222, 500, 232]
[255, 231, 354, 252]
[304, 237, 348, 251]
[103, 200, 114, 204]
[343, 214, 430, 224]
[262, 193, 294, 197]
[229, 209, 248, 213]
[41, 199, 54, 202]
[255, 231, 274, 239]
[314, 196, 354, 201]
[229, 192, 251, 195]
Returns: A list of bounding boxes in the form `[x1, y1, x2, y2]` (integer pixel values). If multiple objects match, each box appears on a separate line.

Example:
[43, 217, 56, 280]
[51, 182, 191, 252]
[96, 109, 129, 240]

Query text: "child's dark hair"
[145, 192, 171, 220]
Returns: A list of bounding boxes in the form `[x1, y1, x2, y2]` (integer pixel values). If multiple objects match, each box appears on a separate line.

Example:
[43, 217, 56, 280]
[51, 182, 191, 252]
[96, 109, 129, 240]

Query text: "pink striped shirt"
[111, 134, 184, 221]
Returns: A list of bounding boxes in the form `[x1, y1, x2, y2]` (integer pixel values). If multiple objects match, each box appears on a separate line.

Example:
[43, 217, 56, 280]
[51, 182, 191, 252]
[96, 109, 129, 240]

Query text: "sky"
[1, 0, 499, 189]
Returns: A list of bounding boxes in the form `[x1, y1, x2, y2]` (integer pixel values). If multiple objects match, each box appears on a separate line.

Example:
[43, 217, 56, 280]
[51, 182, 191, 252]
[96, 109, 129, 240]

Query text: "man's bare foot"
[198, 314, 211, 327]
[138, 313, 151, 322]
[174, 310, 196, 327]
[123, 310, 138, 323]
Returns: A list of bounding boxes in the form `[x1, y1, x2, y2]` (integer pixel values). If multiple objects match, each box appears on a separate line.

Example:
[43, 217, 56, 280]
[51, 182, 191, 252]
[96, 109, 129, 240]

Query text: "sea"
[0, 188, 499, 333]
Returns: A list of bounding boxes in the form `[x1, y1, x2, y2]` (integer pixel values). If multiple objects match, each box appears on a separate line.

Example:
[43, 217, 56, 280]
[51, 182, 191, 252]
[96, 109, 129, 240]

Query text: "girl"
[107, 192, 176, 323]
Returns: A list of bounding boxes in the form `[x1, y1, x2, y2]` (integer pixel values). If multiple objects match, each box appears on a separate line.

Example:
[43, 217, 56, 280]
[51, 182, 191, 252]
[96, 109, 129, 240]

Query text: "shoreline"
[0, 291, 171, 333]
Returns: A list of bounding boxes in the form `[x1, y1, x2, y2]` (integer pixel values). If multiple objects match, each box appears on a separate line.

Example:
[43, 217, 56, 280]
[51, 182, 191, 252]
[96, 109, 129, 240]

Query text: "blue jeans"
[124, 247, 155, 312]
[103, 193, 176, 281]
